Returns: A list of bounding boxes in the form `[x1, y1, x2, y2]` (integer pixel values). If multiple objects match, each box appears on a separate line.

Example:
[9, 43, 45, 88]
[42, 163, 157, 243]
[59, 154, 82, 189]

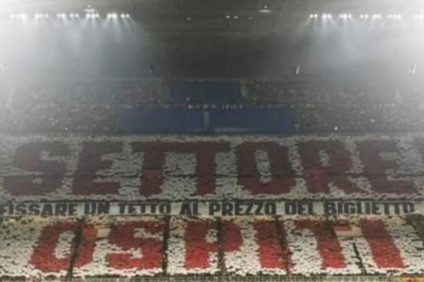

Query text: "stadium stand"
[2, 0, 424, 280]
[1, 79, 424, 134]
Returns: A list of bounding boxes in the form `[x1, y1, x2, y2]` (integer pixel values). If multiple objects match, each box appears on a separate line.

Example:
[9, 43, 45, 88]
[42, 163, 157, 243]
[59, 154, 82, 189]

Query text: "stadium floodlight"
[87, 13, 97, 19]
[339, 13, 351, 19]
[35, 13, 49, 19]
[225, 15, 230, 19]
[388, 14, 401, 20]
[372, 14, 382, 19]
[233, 15, 239, 19]
[14, 13, 24, 19]
[322, 13, 332, 20]
[108, 13, 118, 19]
[87, 13, 100, 19]
[17, 13, 28, 20]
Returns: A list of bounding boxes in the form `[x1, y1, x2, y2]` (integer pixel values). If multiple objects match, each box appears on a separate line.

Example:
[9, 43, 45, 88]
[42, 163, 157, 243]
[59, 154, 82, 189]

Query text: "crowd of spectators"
[2, 216, 424, 278]
[1, 77, 424, 134]
[247, 79, 424, 133]
[0, 79, 169, 133]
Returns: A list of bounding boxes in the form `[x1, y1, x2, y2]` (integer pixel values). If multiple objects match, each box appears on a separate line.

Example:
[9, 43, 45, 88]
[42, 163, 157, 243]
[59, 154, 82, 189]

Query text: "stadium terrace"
[3, 0, 424, 280]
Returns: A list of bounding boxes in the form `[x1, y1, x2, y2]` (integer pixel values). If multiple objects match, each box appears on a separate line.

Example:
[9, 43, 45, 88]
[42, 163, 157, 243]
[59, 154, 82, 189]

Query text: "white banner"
[0, 200, 418, 217]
